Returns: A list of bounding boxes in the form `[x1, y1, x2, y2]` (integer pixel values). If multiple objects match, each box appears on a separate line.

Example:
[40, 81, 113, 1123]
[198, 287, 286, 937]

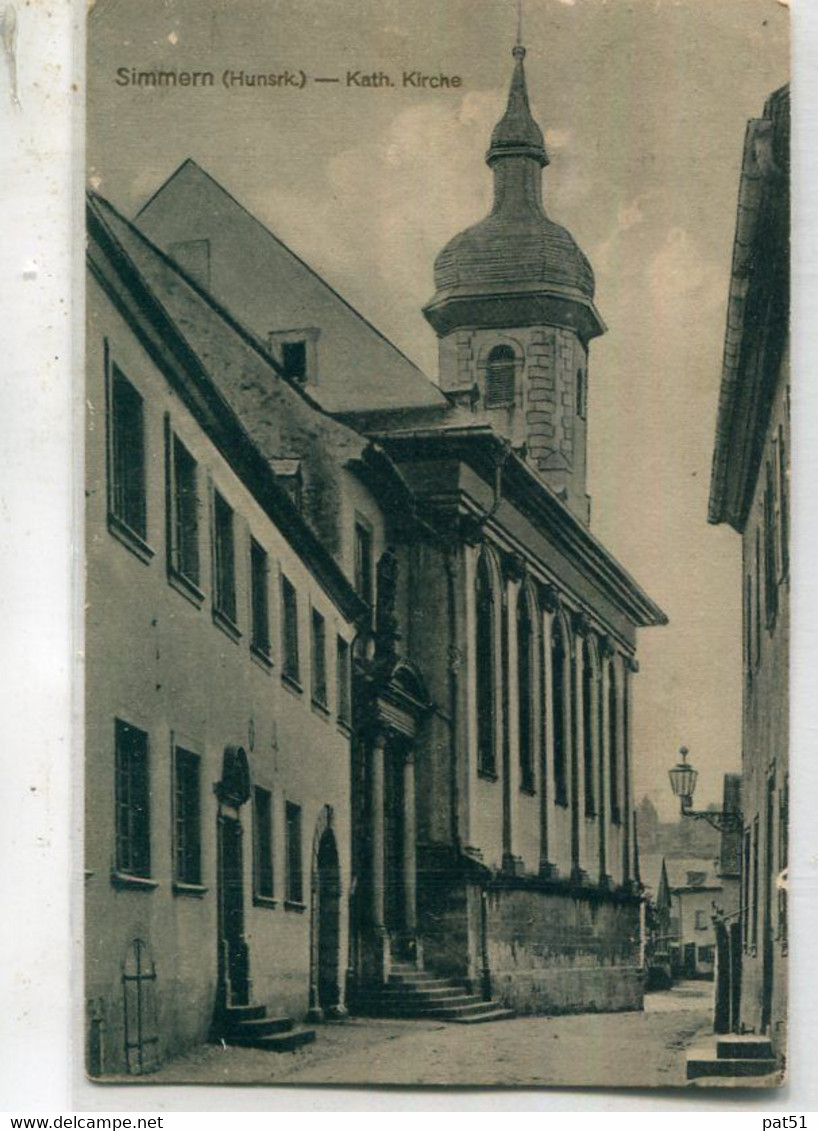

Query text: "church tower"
[423, 43, 605, 523]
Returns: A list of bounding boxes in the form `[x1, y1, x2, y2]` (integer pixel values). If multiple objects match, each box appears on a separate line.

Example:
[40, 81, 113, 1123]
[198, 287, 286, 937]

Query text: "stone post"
[402, 748, 417, 939]
[371, 733, 386, 932]
[539, 591, 556, 876]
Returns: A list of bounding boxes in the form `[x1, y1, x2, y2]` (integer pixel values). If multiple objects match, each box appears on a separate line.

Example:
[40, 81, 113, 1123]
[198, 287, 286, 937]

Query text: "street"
[146, 981, 713, 1089]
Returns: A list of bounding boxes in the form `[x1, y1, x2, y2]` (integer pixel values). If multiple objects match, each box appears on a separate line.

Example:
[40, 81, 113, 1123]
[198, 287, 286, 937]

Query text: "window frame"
[249, 537, 271, 662]
[113, 719, 152, 882]
[172, 744, 203, 891]
[164, 418, 202, 602]
[253, 785, 275, 905]
[484, 344, 517, 409]
[516, 589, 536, 795]
[211, 487, 239, 634]
[475, 554, 498, 780]
[310, 606, 328, 710]
[106, 358, 151, 558]
[284, 800, 304, 907]
[280, 573, 301, 688]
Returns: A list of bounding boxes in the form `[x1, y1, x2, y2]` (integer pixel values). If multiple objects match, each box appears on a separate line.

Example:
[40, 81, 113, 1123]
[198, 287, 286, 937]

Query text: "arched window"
[475, 555, 497, 777]
[552, 617, 568, 805]
[485, 345, 516, 408]
[517, 591, 535, 793]
[582, 640, 595, 816]
[609, 661, 620, 824]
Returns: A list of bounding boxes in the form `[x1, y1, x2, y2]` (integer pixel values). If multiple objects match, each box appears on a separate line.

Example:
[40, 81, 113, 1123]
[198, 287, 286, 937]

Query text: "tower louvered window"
[485, 345, 516, 408]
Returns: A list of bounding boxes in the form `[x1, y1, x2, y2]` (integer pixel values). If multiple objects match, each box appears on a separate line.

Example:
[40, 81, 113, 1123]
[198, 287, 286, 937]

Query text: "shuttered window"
[485, 345, 516, 408]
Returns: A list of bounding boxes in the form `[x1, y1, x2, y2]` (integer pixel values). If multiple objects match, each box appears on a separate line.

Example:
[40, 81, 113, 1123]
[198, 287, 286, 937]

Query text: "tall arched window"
[552, 617, 568, 805]
[582, 640, 595, 816]
[485, 345, 516, 408]
[517, 591, 535, 793]
[475, 555, 497, 778]
[608, 661, 620, 824]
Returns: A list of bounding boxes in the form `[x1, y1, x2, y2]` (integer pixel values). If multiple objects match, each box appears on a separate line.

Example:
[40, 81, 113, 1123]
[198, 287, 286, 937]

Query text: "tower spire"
[487, 33, 549, 167]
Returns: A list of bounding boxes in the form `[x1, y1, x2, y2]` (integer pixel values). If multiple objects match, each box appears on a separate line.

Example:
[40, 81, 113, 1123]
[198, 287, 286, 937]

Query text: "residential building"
[707, 84, 790, 1062]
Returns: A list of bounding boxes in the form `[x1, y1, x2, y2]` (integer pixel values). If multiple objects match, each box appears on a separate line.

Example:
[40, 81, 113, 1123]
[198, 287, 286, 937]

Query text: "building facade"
[87, 40, 670, 1071]
[85, 194, 369, 1073]
[708, 85, 790, 1063]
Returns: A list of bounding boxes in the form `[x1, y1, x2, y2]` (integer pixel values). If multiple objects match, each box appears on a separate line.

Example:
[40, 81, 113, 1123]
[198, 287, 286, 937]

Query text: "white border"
[1, 0, 817, 1113]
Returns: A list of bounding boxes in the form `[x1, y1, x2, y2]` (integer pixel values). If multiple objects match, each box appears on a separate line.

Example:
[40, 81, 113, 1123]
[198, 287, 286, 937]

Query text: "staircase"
[686, 1035, 779, 1082]
[359, 961, 515, 1024]
[215, 1002, 317, 1052]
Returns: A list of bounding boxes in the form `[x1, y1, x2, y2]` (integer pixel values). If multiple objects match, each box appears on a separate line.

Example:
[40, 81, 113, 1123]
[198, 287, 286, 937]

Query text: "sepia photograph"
[83, 0, 790, 1090]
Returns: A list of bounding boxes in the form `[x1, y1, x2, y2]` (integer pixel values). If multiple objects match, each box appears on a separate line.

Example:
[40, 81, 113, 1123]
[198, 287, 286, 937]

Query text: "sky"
[87, 0, 789, 819]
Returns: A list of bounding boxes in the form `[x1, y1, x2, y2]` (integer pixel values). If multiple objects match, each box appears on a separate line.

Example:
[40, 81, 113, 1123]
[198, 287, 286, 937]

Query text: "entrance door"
[383, 744, 406, 947]
[218, 814, 249, 1006]
[317, 829, 341, 1011]
[761, 778, 775, 1032]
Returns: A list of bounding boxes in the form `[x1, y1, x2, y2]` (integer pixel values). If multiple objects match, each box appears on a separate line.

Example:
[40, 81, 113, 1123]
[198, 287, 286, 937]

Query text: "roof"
[368, 424, 668, 630]
[663, 857, 722, 893]
[708, 84, 790, 529]
[426, 45, 599, 335]
[87, 191, 368, 624]
[136, 159, 448, 416]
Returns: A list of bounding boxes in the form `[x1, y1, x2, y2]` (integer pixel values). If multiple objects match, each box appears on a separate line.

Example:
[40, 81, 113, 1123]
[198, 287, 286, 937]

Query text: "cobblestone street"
[145, 982, 713, 1090]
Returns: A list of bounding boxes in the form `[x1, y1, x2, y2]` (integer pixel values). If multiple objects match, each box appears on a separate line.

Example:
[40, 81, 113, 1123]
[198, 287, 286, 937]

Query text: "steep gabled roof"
[87, 190, 368, 623]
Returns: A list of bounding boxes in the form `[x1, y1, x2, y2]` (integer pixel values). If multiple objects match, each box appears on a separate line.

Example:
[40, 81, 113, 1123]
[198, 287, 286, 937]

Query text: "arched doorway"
[317, 829, 341, 1012]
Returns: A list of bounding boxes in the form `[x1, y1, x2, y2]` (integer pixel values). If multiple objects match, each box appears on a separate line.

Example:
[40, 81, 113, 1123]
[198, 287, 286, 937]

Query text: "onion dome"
[423, 44, 603, 342]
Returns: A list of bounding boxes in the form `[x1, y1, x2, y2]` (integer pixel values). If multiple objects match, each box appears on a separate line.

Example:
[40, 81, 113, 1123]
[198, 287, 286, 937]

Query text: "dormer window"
[269, 327, 320, 386]
[485, 345, 516, 408]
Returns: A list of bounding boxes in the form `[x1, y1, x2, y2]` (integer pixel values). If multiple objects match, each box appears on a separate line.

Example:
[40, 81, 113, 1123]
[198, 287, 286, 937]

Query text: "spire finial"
[514, 0, 525, 59]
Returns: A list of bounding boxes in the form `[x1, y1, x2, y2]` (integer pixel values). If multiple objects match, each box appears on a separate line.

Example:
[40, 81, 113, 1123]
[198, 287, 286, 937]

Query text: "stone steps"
[362, 962, 514, 1024]
[686, 1036, 779, 1081]
[215, 1003, 316, 1053]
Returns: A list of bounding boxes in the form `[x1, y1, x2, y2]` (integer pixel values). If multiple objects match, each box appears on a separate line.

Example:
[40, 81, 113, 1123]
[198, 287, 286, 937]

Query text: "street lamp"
[668, 746, 742, 833]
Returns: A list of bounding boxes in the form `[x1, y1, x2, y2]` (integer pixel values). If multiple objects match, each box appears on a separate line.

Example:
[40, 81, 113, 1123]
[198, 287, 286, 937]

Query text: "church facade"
[86, 40, 667, 1072]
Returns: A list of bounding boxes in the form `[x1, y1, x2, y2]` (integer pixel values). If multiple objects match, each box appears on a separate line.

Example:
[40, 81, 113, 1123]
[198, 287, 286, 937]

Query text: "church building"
[86, 39, 668, 1072]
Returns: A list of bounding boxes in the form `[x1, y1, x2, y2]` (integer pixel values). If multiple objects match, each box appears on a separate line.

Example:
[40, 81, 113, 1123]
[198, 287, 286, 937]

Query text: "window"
[281, 574, 300, 684]
[173, 747, 201, 886]
[582, 640, 595, 816]
[285, 801, 303, 904]
[751, 817, 759, 950]
[485, 345, 516, 408]
[744, 574, 753, 682]
[337, 636, 351, 725]
[687, 871, 706, 888]
[516, 592, 535, 793]
[311, 607, 328, 708]
[253, 786, 274, 900]
[166, 429, 199, 587]
[552, 617, 568, 806]
[115, 720, 150, 878]
[354, 521, 374, 607]
[698, 944, 715, 964]
[778, 424, 789, 579]
[608, 662, 620, 824]
[577, 368, 587, 420]
[754, 529, 762, 666]
[109, 366, 147, 541]
[282, 340, 307, 383]
[763, 461, 778, 628]
[694, 909, 708, 931]
[475, 555, 497, 778]
[779, 777, 788, 950]
[250, 539, 270, 658]
[213, 490, 237, 625]
[742, 827, 751, 951]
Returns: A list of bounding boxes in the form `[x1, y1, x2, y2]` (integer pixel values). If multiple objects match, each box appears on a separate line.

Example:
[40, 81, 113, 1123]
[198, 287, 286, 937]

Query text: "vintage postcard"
[84, 0, 790, 1089]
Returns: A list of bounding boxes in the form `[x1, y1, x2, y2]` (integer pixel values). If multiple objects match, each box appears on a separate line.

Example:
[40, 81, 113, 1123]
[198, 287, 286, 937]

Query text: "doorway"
[218, 813, 249, 1007]
[383, 743, 406, 945]
[761, 777, 775, 1032]
[316, 828, 341, 1012]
